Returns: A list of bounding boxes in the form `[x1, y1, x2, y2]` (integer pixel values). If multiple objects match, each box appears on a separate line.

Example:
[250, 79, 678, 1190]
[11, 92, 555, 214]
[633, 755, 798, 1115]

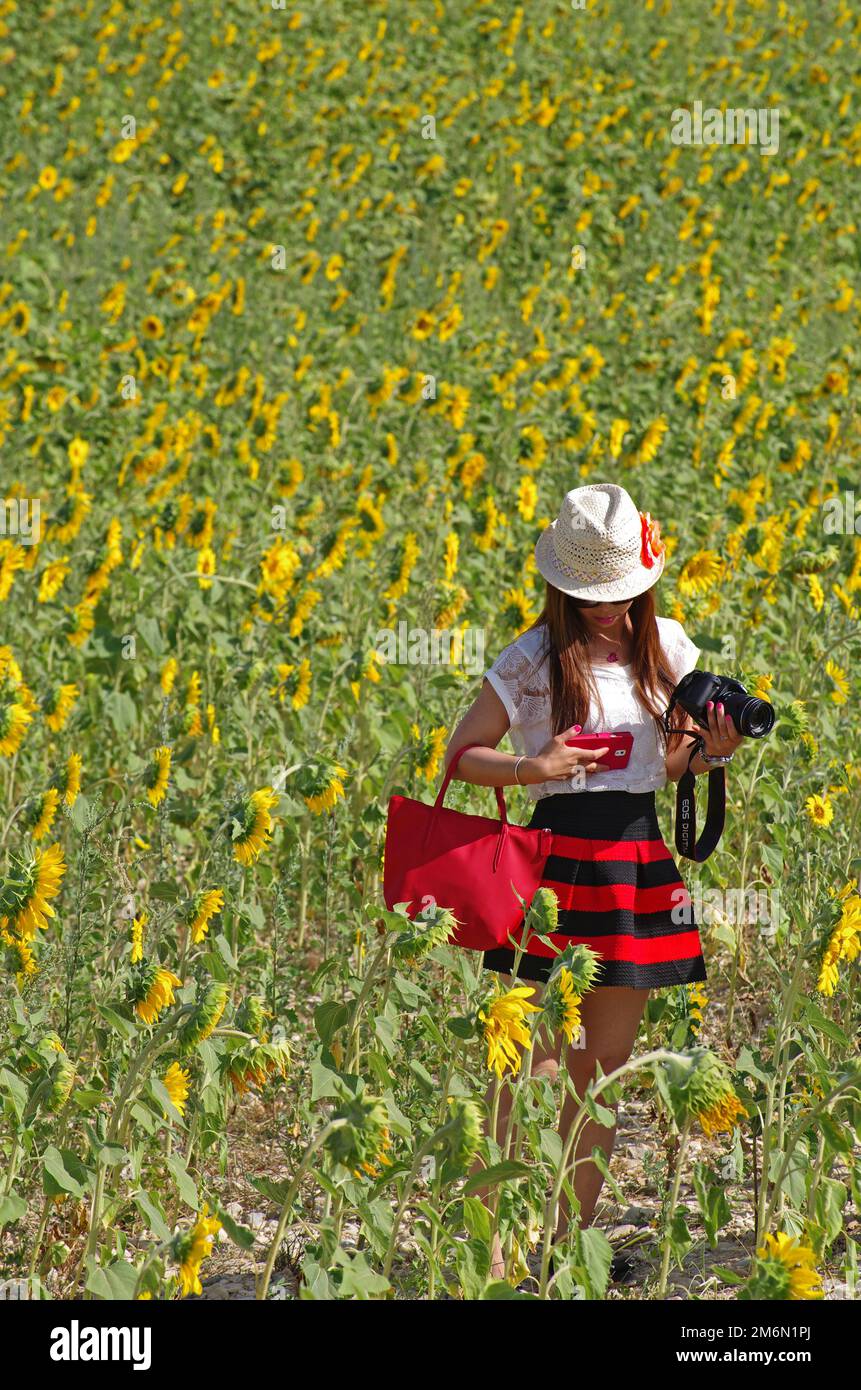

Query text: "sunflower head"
[390, 902, 458, 966]
[127, 961, 184, 1026]
[546, 941, 602, 996]
[798, 730, 818, 764]
[228, 787, 279, 865]
[162, 1060, 191, 1118]
[742, 1231, 824, 1301]
[2, 927, 37, 981]
[21, 788, 61, 840]
[433, 1096, 483, 1177]
[0, 842, 67, 938]
[325, 1092, 393, 1179]
[43, 1052, 77, 1114]
[477, 982, 542, 1080]
[234, 993, 271, 1041]
[50, 751, 83, 806]
[42, 682, 79, 733]
[176, 980, 230, 1055]
[525, 886, 559, 933]
[172, 1203, 222, 1298]
[185, 887, 225, 943]
[298, 760, 348, 816]
[541, 966, 583, 1045]
[776, 699, 810, 743]
[658, 1046, 748, 1137]
[221, 1038, 291, 1096]
[0, 696, 33, 756]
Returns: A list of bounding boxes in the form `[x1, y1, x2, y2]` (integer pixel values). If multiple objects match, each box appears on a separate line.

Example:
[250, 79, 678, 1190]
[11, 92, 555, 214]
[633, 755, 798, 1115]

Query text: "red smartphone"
[564, 730, 634, 769]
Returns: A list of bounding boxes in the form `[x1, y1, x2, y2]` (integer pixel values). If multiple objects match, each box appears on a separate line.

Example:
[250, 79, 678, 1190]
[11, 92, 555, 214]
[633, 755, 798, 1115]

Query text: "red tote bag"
[383, 742, 554, 952]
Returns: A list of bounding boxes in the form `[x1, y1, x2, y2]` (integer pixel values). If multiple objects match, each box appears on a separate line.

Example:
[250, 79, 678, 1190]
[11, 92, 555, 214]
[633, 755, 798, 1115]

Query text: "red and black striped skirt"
[482, 790, 708, 990]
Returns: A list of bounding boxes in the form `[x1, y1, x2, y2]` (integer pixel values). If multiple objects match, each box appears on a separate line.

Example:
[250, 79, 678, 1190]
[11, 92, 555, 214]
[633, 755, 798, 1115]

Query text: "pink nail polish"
[706, 700, 714, 709]
[573, 724, 582, 734]
[717, 703, 724, 713]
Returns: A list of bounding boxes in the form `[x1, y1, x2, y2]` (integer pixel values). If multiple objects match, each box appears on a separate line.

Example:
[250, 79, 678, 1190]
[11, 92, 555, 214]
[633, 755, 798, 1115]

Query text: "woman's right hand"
[526, 726, 609, 782]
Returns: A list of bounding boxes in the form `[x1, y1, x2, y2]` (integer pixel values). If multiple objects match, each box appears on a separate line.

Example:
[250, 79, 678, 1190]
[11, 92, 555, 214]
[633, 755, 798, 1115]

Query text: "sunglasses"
[571, 597, 635, 608]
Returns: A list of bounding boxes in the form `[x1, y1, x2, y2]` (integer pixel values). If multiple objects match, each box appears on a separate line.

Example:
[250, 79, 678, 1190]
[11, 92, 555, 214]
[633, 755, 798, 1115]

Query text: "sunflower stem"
[499, 1035, 535, 1280]
[381, 1118, 461, 1285]
[657, 1115, 693, 1298]
[77, 1005, 189, 1294]
[346, 933, 391, 1074]
[755, 928, 808, 1240]
[427, 1048, 458, 1301]
[256, 1118, 346, 1301]
[759, 1072, 860, 1243]
[539, 1048, 679, 1298]
[296, 823, 312, 949]
[725, 741, 767, 1042]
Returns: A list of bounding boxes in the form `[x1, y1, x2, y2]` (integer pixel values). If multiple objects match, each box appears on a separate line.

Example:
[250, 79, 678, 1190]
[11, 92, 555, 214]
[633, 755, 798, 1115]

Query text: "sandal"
[548, 1250, 637, 1286]
[609, 1250, 637, 1284]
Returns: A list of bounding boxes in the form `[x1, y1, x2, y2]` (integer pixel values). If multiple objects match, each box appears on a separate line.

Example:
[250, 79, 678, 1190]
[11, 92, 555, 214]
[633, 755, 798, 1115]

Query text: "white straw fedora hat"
[534, 482, 666, 600]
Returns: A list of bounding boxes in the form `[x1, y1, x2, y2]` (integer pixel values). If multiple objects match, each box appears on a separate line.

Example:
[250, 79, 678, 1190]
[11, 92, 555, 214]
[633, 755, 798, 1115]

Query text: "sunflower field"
[0, 0, 860, 1313]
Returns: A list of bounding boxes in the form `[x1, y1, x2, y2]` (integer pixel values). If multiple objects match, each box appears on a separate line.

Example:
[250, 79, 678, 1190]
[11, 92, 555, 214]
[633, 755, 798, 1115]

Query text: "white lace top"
[483, 615, 701, 799]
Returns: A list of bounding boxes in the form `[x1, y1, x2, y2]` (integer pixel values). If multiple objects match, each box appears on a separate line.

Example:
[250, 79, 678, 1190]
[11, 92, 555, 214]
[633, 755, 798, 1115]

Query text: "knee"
[570, 1050, 631, 1088]
[593, 1049, 632, 1079]
[533, 1057, 559, 1084]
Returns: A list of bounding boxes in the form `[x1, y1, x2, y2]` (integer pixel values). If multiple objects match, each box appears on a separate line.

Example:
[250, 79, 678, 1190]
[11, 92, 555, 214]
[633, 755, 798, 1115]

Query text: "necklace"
[589, 624, 629, 664]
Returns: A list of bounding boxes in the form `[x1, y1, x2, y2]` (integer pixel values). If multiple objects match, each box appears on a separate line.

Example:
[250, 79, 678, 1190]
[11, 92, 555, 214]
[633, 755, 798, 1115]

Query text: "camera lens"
[732, 696, 776, 738]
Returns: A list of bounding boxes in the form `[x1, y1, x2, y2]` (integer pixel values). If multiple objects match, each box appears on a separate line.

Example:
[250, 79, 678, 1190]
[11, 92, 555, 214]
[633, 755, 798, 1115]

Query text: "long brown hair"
[522, 583, 689, 753]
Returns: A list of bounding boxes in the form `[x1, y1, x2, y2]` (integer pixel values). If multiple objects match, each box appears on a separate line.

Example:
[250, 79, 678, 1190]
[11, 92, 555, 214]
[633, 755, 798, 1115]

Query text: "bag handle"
[421, 742, 551, 875]
[433, 741, 509, 822]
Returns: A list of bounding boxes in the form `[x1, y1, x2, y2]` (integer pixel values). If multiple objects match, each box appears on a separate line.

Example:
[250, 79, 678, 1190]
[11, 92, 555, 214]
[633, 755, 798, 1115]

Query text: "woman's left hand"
[700, 699, 745, 758]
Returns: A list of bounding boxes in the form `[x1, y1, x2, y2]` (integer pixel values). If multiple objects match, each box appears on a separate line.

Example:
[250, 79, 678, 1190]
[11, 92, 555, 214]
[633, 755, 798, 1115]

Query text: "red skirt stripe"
[548, 835, 673, 864]
[518, 928, 704, 965]
[543, 878, 692, 914]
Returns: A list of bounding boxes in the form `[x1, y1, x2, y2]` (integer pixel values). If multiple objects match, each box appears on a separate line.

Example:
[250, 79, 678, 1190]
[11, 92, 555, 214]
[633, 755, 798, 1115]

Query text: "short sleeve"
[483, 641, 531, 727]
[661, 617, 701, 685]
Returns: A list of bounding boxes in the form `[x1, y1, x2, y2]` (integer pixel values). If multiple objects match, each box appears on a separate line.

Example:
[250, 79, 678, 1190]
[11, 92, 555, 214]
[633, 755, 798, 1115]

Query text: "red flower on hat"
[639, 511, 664, 569]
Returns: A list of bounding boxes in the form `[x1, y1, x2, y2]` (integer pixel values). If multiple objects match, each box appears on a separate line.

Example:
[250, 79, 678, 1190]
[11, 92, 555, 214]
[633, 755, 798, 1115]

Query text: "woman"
[442, 482, 744, 1286]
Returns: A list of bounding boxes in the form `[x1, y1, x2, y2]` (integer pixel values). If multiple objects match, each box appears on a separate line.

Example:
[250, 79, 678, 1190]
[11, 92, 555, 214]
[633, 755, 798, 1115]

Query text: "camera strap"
[674, 731, 726, 861]
[663, 695, 726, 861]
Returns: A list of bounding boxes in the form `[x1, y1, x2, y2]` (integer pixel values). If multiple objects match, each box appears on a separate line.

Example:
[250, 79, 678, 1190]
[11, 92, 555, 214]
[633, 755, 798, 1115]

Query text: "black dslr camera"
[663, 670, 775, 861]
[668, 670, 776, 738]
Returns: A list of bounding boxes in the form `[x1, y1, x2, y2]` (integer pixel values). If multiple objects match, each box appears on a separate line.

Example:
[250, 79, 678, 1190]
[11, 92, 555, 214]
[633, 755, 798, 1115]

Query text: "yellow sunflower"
[186, 889, 225, 944]
[478, 984, 542, 1080]
[43, 683, 79, 733]
[0, 698, 32, 756]
[4, 843, 67, 938]
[231, 788, 279, 865]
[145, 746, 172, 808]
[175, 1204, 222, 1297]
[804, 793, 833, 828]
[677, 550, 724, 598]
[131, 964, 184, 1026]
[750, 1232, 824, 1300]
[162, 1060, 191, 1118]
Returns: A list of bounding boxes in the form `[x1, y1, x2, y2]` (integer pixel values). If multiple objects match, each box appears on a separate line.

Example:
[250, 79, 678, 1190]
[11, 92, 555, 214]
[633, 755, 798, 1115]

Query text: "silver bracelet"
[514, 755, 527, 785]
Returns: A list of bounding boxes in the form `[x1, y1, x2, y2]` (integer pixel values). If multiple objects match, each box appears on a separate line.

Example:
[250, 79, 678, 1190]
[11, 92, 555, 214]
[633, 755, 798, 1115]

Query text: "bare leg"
[556, 985, 650, 1237]
[469, 974, 649, 1278]
[467, 971, 556, 1279]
